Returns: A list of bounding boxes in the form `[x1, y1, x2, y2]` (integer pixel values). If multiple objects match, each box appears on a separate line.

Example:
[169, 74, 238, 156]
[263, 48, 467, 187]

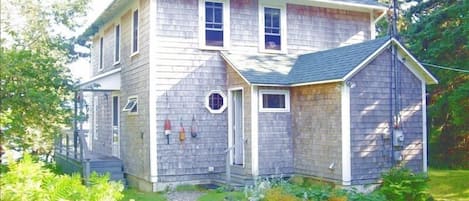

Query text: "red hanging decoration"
[164, 118, 171, 144]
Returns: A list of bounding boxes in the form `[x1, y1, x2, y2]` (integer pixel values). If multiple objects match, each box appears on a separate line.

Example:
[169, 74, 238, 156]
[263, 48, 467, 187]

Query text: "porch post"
[74, 91, 78, 159]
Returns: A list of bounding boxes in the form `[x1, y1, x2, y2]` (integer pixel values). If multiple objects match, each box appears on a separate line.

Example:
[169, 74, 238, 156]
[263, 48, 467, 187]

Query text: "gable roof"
[221, 37, 438, 86]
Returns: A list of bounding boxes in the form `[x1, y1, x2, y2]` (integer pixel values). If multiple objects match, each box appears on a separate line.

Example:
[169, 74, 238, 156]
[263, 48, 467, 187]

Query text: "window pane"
[265, 35, 281, 50]
[263, 94, 285, 108]
[113, 96, 118, 126]
[132, 9, 139, 53]
[264, 7, 281, 50]
[205, 1, 223, 47]
[99, 37, 103, 69]
[206, 30, 223, 46]
[115, 25, 120, 62]
[209, 93, 224, 110]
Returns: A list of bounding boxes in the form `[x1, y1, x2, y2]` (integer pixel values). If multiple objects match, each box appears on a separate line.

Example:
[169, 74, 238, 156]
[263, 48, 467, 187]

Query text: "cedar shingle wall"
[349, 50, 423, 185]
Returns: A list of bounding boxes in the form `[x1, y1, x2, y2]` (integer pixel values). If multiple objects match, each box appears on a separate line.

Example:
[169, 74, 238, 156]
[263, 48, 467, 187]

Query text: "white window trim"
[114, 23, 121, 65]
[123, 95, 138, 115]
[98, 36, 104, 72]
[205, 90, 227, 114]
[259, 89, 290, 112]
[130, 8, 139, 57]
[258, 1, 287, 53]
[198, 0, 230, 50]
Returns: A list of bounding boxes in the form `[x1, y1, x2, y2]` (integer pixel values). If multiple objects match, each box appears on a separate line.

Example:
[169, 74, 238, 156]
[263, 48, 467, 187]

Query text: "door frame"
[111, 92, 121, 158]
[228, 87, 245, 167]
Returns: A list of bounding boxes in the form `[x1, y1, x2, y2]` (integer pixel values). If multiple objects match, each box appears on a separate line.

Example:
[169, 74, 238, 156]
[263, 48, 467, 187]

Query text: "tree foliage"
[399, 0, 469, 168]
[0, 0, 90, 155]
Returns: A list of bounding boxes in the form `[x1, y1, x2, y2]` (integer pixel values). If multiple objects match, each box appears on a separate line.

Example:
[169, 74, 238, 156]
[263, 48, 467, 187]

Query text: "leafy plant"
[379, 167, 429, 201]
[0, 154, 124, 201]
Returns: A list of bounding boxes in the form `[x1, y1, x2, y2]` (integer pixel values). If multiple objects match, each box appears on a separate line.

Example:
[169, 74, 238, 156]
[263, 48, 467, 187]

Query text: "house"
[70, 0, 437, 192]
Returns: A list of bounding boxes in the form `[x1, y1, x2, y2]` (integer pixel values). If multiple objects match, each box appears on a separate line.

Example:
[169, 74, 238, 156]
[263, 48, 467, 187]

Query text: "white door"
[112, 95, 120, 158]
[232, 90, 244, 165]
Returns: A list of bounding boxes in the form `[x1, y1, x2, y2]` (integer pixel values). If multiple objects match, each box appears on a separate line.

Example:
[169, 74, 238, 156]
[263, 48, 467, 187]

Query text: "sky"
[68, 0, 113, 81]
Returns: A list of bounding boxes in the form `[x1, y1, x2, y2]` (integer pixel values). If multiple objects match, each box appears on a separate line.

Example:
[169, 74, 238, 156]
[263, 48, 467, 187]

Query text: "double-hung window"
[259, 3, 286, 52]
[114, 24, 121, 64]
[131, 9, 139, 54]
[264, 8, 281, 50]
[199, 0, 229, 49]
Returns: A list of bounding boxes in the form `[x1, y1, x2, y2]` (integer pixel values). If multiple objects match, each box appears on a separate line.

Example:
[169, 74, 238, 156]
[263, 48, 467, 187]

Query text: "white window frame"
[130, 8, 139, 56]
[98, 36, 104, 71]
[114, 23, 121, 65]
[198, 0, 230, 50]
[259, 89, 290, 112]
[122, 95, 138, 114]
[258, 1, 287, 53]
[205, 90, 227, 114]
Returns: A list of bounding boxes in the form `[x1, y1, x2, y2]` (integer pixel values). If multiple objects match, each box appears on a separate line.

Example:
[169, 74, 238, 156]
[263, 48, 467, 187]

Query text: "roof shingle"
[221, 36, 391, 85]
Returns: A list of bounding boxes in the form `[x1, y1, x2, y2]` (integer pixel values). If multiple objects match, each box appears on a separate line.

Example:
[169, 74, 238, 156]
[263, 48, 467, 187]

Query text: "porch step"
[222, 173, 255, 187]
[88, 157, 125, 185]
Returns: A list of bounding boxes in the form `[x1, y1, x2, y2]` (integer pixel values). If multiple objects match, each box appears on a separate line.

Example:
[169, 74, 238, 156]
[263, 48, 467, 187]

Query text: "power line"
[422, 63, 469, 73]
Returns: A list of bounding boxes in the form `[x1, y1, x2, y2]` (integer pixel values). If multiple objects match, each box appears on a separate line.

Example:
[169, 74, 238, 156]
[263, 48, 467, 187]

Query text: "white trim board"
[251, 85, 259, 176]
[341, 83, 351, 185]
[149, 0, 158, 183]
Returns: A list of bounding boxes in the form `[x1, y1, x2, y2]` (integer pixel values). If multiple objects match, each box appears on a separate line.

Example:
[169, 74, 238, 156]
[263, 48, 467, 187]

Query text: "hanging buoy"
[179, 120, 186, 142]
[191, 115, 197, 138]
[164, 118, 171, 144]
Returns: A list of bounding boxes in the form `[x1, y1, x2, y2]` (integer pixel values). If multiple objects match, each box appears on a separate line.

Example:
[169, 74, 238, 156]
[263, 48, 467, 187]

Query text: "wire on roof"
[422, 63, 469, 73]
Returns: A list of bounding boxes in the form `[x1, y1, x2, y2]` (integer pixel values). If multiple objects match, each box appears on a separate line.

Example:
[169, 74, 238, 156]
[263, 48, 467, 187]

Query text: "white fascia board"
[287, 0, 387, 12]
[392, 38, 439, 84]
[220, 52, 252, 86]
[149, 0, 158, 183]
[77, 68, 122, 90]
[343, 39, 392, 81]
[290, 79, 343, 87]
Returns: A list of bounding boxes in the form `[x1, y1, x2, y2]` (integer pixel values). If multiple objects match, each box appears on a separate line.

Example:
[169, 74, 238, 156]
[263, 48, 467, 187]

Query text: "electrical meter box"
[393, 129, 404, 147]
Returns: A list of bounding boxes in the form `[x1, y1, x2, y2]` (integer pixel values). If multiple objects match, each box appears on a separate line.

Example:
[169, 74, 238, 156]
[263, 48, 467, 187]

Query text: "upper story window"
[259, 3, 286, 53]
[199, 0, 230, 49]
[114, 24, 121, 64]
[259, 90, 290, 112]
[99, 37, 104, 71]
[131, 9, 139, 54]
[264, 8, 281, 50]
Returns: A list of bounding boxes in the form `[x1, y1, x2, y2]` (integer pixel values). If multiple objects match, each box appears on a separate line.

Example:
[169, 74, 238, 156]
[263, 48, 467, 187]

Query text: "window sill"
[259, 108, 290, 113]
[98, 68, 104, 72]
[130, 51, 139, 58]
[113, 61, 120, 66]
[199, 45, 228, 51]
[258, 48, 287, 54]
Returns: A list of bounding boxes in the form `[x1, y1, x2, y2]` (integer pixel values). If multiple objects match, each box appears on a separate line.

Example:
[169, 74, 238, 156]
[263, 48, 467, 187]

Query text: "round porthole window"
[205, 90, 227, 114]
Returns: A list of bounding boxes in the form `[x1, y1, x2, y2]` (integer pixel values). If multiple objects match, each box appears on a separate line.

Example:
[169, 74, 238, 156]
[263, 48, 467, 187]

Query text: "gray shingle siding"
[258, 91, 294, 176]
[349, 50, 423, 185]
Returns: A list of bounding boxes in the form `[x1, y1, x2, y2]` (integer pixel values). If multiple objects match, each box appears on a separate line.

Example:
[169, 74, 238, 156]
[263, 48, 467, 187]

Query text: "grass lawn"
[428, 168, 469, 201]
[122, 189, 166, 201]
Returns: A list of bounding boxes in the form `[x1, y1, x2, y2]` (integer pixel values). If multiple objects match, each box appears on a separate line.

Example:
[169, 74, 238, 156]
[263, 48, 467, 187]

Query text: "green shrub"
[0, 154, 124, 201]
[379, 167, 429, 201]
[263, 187, 300, 201]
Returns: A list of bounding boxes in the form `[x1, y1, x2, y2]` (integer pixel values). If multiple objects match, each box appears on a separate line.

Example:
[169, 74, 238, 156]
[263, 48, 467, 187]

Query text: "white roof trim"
[392, 38, 438, 84]
[290, 79, 343, 87]
[77, 68, 121, 90]
[220, 51, 252, 86]
[343, 39, 392, 81]
[343, 38, 438, 85]
[287, 0, 387, 12]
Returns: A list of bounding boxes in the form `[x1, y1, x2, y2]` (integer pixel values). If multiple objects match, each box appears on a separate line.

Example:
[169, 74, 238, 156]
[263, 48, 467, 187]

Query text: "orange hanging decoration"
[179, 120, 186, 142]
